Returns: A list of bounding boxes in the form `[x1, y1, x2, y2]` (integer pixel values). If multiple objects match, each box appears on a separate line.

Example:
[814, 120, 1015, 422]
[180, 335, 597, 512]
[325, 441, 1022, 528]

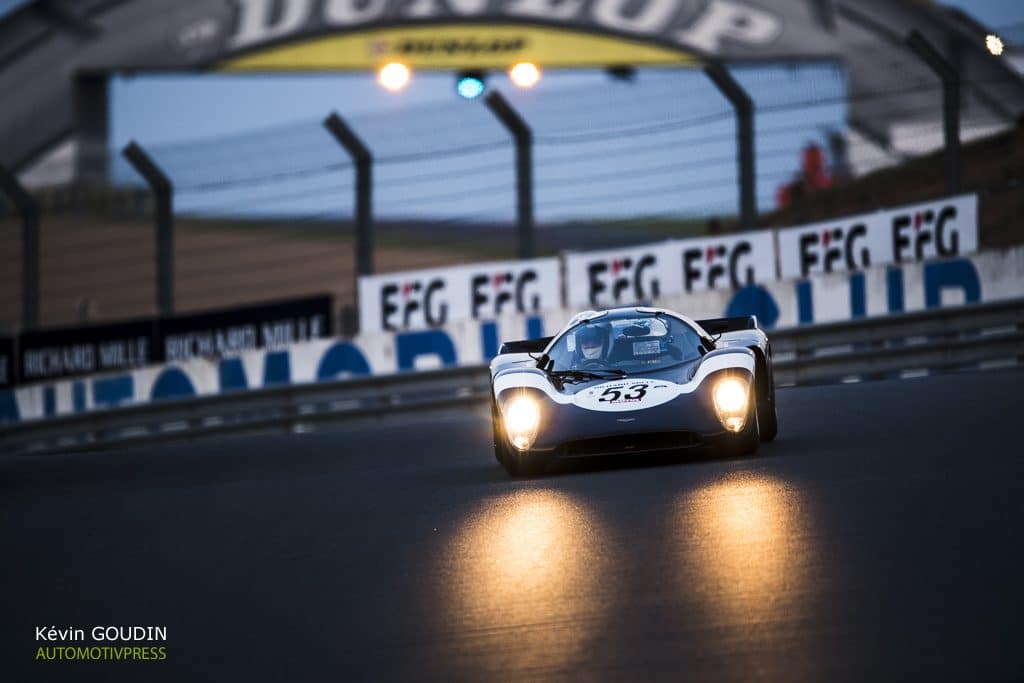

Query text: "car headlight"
[503, 396, 541, 451]
[713, 376, 750, 433]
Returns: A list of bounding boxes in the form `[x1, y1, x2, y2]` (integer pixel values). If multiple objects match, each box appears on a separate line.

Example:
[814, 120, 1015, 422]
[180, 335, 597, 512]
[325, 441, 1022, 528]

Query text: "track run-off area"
[3, 369, 1023, 682]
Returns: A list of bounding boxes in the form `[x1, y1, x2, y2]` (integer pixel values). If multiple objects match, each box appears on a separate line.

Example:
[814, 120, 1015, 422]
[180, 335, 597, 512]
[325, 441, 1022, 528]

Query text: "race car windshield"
[546, 313, 705, 373]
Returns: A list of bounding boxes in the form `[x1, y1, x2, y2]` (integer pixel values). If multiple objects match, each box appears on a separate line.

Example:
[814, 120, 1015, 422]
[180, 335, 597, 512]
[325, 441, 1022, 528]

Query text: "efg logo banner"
[889, 194, 977, 263]
[359, 258, 560, 332]
[780, 214, 875, 278]
[565, 243, 676, 309]
[565, 233, 776, 308]
[778, 194, 978, 279]
[677, 231, 775, 293]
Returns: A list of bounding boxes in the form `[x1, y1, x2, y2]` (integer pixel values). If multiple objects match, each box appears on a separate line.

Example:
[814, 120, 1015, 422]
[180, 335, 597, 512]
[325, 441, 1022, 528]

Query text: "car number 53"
[598, 384, 649, 402]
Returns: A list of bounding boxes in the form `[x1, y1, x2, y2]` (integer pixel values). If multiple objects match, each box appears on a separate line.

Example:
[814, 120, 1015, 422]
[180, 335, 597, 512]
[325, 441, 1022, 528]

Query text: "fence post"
[121, 141, 174, 316]
[323, 112, 373, 282]
[905, 30, 961, 194]
[704, 62, 756, 231]
[484, 90, 534, 259]
[0, 164, 40, 330]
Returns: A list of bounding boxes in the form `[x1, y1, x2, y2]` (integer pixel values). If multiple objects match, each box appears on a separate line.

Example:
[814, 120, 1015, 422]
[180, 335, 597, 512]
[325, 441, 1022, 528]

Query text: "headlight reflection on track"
[437, 490, 608, 675]
[674, 473, 814, 629]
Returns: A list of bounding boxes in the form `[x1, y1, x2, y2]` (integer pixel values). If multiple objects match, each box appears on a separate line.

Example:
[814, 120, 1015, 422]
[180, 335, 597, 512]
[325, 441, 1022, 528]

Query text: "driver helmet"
[576, 324, 609, 361]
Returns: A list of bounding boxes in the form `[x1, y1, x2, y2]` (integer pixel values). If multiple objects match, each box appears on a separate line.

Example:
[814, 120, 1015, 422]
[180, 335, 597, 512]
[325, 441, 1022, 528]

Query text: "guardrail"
[770, 298, 1024, 385]
[0, 366, 492, 456]
[2, 299, 1022, 455]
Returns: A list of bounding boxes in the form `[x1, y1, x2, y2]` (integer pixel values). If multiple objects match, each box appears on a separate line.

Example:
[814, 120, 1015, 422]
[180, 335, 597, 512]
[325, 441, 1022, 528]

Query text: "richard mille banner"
[17, 319, 157, 385]
[11, 295, 333, 385]
[358, 258, 561, 333]
[157, 295, 333, 362]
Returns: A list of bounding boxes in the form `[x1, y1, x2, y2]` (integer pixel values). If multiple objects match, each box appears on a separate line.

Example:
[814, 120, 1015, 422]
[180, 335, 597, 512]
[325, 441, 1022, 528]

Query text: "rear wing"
[695, 316, 759, 335]
[498, 336, 553, 355]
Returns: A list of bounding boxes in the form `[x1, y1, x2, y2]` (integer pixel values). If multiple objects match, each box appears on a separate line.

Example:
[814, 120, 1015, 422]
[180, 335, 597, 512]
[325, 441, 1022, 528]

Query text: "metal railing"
[0, 365, 491, 455]
[2, 299, 1022, 455]
[770, 298, 1024, 385]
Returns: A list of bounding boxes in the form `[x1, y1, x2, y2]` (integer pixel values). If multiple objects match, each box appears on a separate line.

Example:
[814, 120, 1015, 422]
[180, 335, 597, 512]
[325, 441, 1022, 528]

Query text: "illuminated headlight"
[713, 377, 750, 433]
[503, 396, 540, 451]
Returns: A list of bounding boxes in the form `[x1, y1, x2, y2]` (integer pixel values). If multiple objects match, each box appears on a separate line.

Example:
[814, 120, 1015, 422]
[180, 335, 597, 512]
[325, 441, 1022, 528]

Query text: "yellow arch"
[220, 23, 697, 71]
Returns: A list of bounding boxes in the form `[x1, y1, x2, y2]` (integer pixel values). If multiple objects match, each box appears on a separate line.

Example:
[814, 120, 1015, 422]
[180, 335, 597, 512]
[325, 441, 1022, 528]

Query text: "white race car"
[489, 306, 777, 475]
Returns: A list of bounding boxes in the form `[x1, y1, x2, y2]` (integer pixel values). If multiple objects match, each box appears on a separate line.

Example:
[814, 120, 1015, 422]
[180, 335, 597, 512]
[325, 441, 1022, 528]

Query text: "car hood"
[552, 358, 702, 396]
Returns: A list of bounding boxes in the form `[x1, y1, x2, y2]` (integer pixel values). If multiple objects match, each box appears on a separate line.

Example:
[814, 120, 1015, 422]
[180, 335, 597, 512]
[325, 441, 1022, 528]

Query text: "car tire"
[490, 397, 506, 465]
[757, 380, 778, 443]
[502, 448, 522, 476]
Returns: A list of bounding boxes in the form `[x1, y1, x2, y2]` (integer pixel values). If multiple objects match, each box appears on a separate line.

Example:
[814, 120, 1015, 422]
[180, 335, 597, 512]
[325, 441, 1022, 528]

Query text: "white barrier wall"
[4, 245, 1022, 426]
[659, 245, 1022, 327]
[359, 194, 978, 330]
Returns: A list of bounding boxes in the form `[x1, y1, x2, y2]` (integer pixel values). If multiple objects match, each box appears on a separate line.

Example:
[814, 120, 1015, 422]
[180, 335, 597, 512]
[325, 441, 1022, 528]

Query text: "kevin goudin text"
[36, 625, 168, 642]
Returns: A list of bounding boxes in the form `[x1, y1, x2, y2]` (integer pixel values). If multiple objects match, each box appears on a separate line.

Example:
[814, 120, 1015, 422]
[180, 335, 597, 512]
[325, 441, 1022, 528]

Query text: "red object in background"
[776, 143, 834, 209]
[803, 144, 833, 191]
[776, 183, 792, 208]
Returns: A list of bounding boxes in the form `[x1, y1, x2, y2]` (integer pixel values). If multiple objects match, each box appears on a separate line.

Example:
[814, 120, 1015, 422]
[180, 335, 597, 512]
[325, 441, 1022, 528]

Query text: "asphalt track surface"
[3, 369, 1023, 682]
